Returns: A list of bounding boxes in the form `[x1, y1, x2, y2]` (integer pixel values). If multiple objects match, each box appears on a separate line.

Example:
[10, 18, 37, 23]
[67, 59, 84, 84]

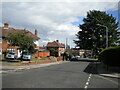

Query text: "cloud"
[1, 1, 119, 48]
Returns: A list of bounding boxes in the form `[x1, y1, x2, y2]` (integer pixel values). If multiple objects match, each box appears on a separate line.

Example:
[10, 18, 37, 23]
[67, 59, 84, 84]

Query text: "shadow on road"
[70, 58, 98, 62]
[78, 58, 98, 62]
[1, 59, 21, 63]
[83, 62, 98, 74]
[83, 62, 120, 75]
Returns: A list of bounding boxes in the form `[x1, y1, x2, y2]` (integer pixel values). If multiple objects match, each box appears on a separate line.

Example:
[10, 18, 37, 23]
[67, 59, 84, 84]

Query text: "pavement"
[96, 62, 120, 79]
[0, 60, 68, 73]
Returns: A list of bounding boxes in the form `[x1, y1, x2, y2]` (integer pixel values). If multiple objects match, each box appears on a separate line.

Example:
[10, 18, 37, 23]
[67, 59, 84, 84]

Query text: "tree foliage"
[74, 10, 120, 50]
[7, 30, 37, 54]
[49, 48, 58, 57]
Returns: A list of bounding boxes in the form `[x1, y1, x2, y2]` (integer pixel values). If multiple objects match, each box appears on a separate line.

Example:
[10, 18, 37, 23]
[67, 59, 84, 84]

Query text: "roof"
[46, 41, 65, 48]
[0, 26, 40, 40]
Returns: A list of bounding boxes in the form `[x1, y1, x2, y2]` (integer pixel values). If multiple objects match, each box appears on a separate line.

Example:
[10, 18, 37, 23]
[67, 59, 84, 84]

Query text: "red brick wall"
[2, 39, 8, 52]
[32, 51, 50, 58]
[2, 39, 19, 55]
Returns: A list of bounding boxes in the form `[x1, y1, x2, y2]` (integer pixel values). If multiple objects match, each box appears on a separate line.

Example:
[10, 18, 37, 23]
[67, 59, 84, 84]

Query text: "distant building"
[0, 23, 40, 57]
[46, 40, 65, 56]
[67, 48, 92, 58]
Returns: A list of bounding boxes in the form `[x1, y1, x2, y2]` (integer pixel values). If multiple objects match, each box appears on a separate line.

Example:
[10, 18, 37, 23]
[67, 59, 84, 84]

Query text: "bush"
[98, 46, 120, 67]
[49, 48, 58, 57]
[2, 50, 9, 59]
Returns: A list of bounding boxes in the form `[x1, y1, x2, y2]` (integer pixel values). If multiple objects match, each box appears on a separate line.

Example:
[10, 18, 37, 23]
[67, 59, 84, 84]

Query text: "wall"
[58, 47, 65, 56]
[32, 51, 50, 58]
[2, 39, 8, 52]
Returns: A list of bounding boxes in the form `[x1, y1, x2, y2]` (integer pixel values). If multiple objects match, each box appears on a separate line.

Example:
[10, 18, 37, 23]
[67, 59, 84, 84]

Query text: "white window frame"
[7, 48, 15, 52]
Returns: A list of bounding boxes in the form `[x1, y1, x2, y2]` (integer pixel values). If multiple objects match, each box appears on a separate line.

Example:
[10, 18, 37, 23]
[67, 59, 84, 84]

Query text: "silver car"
[6, 52, 17, 59]
[22, 54, 31, 60]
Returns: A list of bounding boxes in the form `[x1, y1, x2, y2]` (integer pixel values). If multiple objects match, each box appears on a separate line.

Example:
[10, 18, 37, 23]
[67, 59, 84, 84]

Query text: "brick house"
[0, 23, 40, 57]
[46, 40, 65, 56]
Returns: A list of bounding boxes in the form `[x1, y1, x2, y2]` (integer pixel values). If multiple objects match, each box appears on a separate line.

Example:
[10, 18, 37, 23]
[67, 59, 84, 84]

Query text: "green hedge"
[98, 46, 120, 67]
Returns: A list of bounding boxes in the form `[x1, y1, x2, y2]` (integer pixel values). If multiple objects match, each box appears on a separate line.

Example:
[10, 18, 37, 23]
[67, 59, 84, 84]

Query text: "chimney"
[4, 23, 9, 28]
[35, 29, 38, 36]
[56, 40, 59, 42]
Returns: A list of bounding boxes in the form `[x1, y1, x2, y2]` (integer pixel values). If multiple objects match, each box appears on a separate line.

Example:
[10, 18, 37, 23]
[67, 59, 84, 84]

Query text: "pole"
[66, 38, 68, 49]
[97, 24, 108, 48]
[105, 26, 108, 48]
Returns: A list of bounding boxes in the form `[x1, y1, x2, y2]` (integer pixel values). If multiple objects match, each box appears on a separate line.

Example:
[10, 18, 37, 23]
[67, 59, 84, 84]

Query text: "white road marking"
[84, 86, 88, 89]
[86, 82, 89, 85]
[84, 74, 92, 89]
[87, 78, 90, 82]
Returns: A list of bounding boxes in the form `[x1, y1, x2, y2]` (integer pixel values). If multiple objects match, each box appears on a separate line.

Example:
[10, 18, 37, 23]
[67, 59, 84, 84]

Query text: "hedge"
[98, 46, 120, 67]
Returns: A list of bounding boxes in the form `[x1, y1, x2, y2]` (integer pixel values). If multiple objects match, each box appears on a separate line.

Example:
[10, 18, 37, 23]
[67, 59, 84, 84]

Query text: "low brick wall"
[57, 56, 63, 61]
[21, 56, 63, 66]
[21, 60, 57, 65]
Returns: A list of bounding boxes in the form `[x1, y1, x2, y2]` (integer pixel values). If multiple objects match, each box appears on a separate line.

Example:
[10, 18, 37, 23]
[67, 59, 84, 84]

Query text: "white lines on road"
[84, 74, 92, 89]
[84, 85, 88, 89]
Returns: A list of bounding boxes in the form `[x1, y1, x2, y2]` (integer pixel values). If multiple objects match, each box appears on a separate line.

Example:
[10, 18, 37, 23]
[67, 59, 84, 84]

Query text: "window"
[7, 48, 15, 52]
[7, 40, 12, 44]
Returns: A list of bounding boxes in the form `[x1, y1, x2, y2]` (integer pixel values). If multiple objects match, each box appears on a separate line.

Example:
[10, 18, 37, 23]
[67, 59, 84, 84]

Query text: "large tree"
[74, 10, 120, 51]
[7, 30, 37, 54]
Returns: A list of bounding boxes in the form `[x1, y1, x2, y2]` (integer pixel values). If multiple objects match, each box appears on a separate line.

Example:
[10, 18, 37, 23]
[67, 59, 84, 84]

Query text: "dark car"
[70, 56, 78, 61]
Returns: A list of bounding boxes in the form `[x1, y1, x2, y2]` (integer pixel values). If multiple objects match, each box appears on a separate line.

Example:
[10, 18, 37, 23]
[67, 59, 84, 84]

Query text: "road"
[1, 60, 119, 89]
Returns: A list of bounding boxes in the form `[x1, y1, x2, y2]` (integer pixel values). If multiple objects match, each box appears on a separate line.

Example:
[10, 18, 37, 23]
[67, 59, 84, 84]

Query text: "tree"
[7, 30, 37, 54]
[49, 48, 58, 57]
[74, 10, 119, 51]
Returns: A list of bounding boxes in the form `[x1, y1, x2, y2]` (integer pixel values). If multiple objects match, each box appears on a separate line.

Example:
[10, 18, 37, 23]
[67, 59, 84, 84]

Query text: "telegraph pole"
[66, 38, 68, 49]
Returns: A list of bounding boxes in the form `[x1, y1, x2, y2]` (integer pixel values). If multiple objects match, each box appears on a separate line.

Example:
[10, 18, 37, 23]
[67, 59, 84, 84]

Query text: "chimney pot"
[4, 23, 9, 28]
[35, 29, 38, 36]
[56, 40, 59, 42]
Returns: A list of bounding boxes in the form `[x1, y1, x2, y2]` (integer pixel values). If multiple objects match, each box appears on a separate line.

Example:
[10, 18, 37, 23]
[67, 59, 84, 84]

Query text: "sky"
[0, 0, 120, 48]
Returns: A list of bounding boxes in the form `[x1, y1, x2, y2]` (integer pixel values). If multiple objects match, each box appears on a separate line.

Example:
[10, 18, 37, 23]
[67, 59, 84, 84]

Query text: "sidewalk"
[97, 62, 120, 79]
[0, 60, 68, 72]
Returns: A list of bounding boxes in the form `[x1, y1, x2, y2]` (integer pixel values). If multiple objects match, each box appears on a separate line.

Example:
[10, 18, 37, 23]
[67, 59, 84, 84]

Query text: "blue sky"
[71, 10, 119, 27]
[71, 16, 84, 26]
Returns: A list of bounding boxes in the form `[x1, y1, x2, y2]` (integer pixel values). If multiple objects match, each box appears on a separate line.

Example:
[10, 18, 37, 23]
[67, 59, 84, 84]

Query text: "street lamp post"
[97, 24, 108, 48]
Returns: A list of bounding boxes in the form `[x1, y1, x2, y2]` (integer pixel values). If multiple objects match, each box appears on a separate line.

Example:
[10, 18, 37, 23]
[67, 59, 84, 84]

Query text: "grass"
[41, 57, 49, 59]
[30, 58, 41, 62]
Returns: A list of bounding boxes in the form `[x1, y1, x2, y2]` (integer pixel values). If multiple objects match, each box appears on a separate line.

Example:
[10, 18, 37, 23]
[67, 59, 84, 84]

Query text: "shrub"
[2, 50, 9, 59]
[98, 46, 120, 67]
[49, 48, 58, 57]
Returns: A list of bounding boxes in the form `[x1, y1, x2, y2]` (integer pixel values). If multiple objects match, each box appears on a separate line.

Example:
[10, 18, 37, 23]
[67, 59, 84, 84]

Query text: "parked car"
[70, 56, 78, 61]
[6, 52, 17, 60]
[75, 55, 81, 60]
[22, 54, 31, 60]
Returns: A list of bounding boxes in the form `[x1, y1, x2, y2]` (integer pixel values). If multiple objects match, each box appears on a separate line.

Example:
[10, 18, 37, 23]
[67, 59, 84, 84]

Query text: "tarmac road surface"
[1, 60, 119, 89]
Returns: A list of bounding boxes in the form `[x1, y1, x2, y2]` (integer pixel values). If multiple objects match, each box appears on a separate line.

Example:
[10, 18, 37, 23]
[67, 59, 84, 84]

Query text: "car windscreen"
[9, 53, 15, 55]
